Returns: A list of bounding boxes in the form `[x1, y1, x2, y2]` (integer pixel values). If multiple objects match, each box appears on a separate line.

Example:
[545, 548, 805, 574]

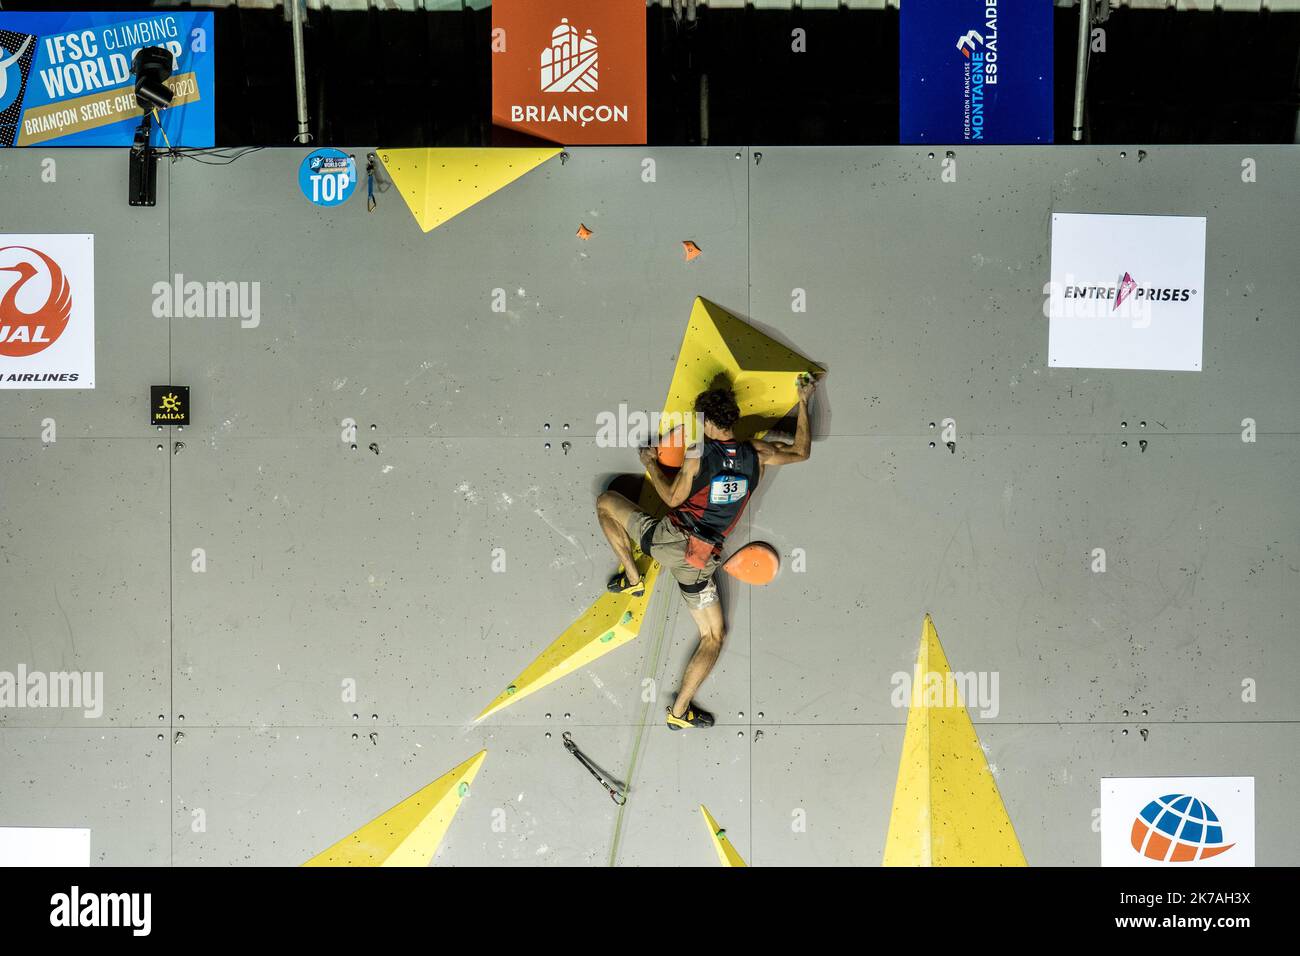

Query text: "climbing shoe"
[666, 702, 715, 730]
[607, 570, 645, 597]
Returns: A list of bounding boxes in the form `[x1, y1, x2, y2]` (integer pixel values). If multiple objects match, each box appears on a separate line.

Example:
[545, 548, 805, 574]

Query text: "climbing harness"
[562, 732, 628, 805]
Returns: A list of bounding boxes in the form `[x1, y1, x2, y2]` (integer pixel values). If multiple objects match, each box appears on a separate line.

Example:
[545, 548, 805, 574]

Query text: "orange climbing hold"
[657, 424, 686, 468]
[577, 224, 593, 240]
[682, 240, 702, 261]
[722, 542, 780, 585]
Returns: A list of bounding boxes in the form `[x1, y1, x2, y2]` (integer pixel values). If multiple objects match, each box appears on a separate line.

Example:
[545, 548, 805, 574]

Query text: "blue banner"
[900, 0, 1053, 145]
[0, 11, 214, 148]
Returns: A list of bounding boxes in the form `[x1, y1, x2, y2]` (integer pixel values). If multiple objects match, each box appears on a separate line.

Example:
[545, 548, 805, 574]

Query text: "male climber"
[595, 376, 818, 730]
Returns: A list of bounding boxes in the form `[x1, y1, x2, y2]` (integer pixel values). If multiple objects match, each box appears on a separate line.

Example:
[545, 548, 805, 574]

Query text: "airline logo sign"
[901, 0, 1053, 144]
[1048, 213, 1207, 371]
[493, 0, 646, 145]
[0, 235, 94, 389]
[1102, 777, 1254, 867]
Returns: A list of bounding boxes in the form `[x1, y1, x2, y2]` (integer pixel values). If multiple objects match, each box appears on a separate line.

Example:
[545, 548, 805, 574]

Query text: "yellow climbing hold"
[377, 148, 561, 232]
[882, 615, 1027, 866]
[700, 805, 747, 867]
[304, 749, 486, 867]
[476, 552, 660, 721]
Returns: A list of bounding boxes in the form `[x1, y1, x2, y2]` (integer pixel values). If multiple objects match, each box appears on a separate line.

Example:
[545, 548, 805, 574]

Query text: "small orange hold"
[722, 542, 780, 586]
[577, 224, 593, 239]
[682, 240, 702, 261]
[656, 425, 686, 468]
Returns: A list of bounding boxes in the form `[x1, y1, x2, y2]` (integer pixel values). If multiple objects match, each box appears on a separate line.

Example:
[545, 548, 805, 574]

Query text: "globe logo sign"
[1130, 793, 1234, 862]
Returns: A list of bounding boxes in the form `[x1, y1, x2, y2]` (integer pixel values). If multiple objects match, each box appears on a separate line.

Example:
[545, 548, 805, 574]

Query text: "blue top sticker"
[299, 148, 357, 207]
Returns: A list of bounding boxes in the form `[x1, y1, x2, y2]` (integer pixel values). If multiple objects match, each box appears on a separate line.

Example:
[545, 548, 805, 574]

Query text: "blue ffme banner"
[900, 0, 1053, 145]
[0, 11, 214, 148]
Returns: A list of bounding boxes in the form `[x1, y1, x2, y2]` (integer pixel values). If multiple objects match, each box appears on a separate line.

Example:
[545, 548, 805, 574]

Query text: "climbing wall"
[0, 145, 1296, 866]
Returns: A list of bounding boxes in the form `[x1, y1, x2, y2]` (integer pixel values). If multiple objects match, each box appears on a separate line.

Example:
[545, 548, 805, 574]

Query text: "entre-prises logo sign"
[0, 665, 103, 718]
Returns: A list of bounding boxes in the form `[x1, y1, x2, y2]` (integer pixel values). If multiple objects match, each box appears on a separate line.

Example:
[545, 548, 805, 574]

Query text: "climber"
[595, 375, 818, 730]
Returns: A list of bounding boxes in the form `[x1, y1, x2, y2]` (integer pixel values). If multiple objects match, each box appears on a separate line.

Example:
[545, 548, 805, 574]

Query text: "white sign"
[0, 234, 95, 389]
[0, 827, 91, 866]
[1048, 213, 1205, 371]
[1101, 777, 1254, 867]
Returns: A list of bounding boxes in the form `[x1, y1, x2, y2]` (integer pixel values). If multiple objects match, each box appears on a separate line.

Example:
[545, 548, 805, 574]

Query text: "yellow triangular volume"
[377, 148, 561, 232]
[663, 297, 823, 444]
[883, 615, 1026, 867]
[700, 805, 747, 867]
[638, 297, 823, 514]
[476, 552, 660, 721]
[304, 750, 486, 867]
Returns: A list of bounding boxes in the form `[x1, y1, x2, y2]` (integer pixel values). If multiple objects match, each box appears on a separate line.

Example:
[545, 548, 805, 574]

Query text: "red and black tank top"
[666, 439, 760, 547]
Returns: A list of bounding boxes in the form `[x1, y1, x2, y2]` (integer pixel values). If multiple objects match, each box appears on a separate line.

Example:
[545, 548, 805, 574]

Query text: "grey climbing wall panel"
[0, 145, 1296, 865]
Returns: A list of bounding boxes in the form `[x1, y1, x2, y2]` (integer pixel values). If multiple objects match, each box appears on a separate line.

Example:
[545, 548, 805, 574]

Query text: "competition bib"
[709, 475, 748, 504]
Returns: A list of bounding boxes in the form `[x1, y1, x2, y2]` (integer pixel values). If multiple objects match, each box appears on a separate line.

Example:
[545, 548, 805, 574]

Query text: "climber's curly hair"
[694, 388, 740, 429]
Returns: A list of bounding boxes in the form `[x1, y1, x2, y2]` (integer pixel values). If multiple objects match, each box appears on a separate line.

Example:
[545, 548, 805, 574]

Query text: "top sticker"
[299, 148, 357, 207]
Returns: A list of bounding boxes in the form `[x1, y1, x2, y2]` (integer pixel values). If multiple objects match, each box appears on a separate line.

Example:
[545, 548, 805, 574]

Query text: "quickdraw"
[562, 732, 628, 805]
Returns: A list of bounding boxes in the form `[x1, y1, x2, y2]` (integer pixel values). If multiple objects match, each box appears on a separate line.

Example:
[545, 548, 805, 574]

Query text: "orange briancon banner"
[491, 0, 647, 145]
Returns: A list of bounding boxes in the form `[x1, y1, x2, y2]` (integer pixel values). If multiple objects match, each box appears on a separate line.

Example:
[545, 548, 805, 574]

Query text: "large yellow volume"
[476, 552, 660, 721]
[304, 750, 486, 866]
[883, 615, 1027, 867]
[700, 805, 747, 867]
[663, 297, 823, 444]
[377, 148, 561, 232]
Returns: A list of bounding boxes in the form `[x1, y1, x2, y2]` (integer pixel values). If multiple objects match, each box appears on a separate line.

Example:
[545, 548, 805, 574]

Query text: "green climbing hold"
[599, 630, 616, 643]
[506, 684, 517, 695]
[716, 828, 727, 840]
[457, 782, 470, 797]
[621, 611, 633, 624]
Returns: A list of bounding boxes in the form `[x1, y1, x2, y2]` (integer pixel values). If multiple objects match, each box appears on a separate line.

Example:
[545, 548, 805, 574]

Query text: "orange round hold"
[656, 425, 686, 468]
[722, 542, 780, 586]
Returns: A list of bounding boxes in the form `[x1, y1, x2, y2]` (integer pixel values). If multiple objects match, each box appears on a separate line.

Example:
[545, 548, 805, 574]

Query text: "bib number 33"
[710, 476, 748, 504]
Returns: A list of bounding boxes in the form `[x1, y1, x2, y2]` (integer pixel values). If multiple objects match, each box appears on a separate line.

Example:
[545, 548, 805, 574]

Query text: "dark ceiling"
[2, 2, 1297, 146]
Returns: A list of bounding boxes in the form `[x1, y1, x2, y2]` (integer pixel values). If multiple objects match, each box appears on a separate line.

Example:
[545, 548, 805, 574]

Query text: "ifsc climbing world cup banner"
[900, 0, 1053, 144]
[0, 11, 214, 148]
[492, 0, 647, 145]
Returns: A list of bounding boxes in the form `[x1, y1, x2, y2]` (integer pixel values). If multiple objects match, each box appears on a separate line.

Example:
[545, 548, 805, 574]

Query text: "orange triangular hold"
[682, 240, 702, 261]
[577, 224, 593, 240]
[722, 542, 780, 585]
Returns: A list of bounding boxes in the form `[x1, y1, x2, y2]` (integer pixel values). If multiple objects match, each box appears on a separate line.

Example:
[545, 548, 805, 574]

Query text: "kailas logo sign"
[900, 0, 1052, 144]
[1047, 213, 1206, 371]
[1101, 777, 1254, 866]
[1130, 794, 1234, 862]
[492, 0, 645, 145]
[541, 19, 598, 93]
[0, 235, 94, 388]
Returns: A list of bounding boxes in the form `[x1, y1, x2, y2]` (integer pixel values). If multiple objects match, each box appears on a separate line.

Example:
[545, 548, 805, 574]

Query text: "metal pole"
[291, 0, 311, 144]
[1071, 0, 1092, 142]
[700, 73, 710, 145]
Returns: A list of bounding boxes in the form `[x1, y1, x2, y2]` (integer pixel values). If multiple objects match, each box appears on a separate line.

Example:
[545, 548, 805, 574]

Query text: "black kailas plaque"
[150, 386, 190, 426]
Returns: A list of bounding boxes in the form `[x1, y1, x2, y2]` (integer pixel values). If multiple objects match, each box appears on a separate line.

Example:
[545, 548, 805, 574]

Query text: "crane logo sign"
[0, 235, 95, 389]
[0, 245, 72, 356]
